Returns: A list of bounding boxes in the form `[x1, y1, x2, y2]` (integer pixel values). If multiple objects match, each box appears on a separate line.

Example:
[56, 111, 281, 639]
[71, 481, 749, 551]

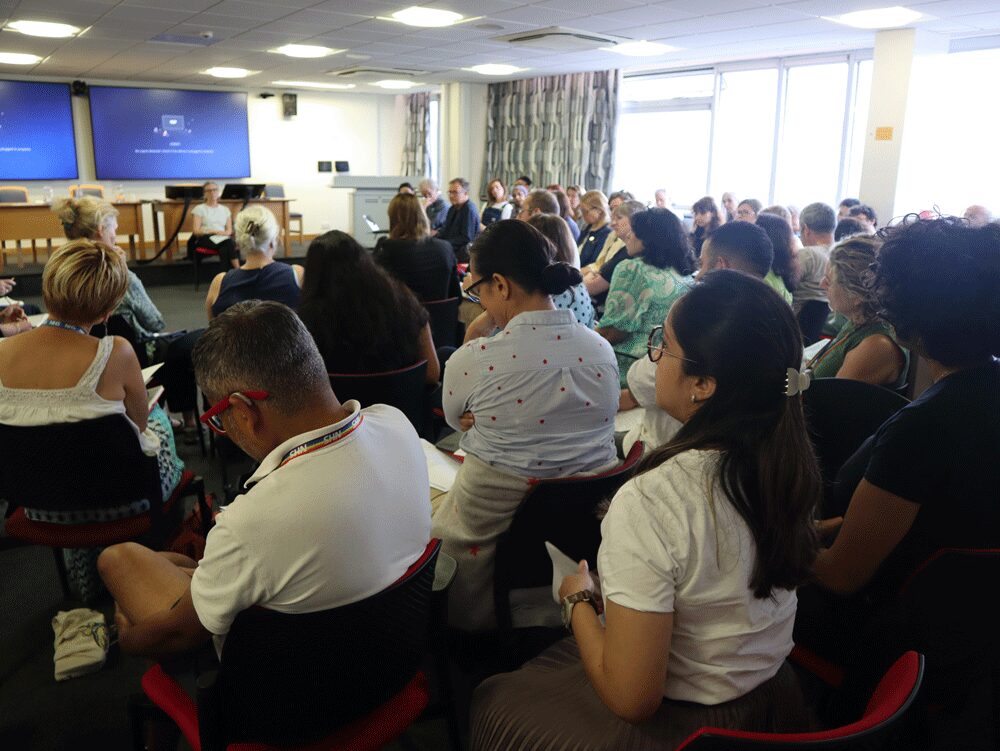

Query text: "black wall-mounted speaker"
[71, 80, 88, 96]
[281, 93, 297, 117]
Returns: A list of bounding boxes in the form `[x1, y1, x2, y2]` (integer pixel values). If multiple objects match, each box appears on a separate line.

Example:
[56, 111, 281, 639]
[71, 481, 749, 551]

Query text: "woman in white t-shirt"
[471, 270, 821, 750]
[188, 181, 238, 269]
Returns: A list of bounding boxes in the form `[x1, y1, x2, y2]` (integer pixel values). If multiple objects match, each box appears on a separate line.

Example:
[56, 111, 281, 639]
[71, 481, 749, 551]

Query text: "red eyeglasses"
[199, 390, 269, 435]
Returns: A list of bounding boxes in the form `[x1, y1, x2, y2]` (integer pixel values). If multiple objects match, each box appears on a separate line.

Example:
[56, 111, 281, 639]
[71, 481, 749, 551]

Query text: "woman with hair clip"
[433, 220, 620, 632]
[471, 270, 820, 749]
[299, 230, 440, 383]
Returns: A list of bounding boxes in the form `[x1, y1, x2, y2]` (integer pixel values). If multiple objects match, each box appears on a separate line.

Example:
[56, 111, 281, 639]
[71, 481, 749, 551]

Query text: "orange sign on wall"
[875, 126, 894, 141]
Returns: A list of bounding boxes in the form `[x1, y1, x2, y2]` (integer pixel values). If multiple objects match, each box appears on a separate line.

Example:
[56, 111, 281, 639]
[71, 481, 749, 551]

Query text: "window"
[710, 68, 779, 205]
[773, 62, 849, 206]
[614, 109, 712, 205]
[843, 59, 872, 200]
[895, 47, 1000, 217]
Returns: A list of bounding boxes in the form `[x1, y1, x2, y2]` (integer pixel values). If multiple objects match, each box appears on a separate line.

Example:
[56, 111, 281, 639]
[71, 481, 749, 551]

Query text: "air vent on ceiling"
[150, 32, 218, 47]
[496, 26, 625, 52]
[328, 66, 427, 79]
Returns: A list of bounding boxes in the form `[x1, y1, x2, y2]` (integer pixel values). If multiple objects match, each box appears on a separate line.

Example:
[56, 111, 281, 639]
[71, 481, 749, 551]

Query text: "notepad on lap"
[141, 363, 163, 385]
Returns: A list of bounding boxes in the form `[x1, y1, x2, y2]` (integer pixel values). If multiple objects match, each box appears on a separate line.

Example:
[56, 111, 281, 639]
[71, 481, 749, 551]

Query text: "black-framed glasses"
[647, 325, 696, 364]
[463, 276, 490, 304]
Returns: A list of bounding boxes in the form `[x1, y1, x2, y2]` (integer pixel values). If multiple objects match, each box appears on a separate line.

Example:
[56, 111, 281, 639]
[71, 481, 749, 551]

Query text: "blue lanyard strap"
[42, 319, 88, 335]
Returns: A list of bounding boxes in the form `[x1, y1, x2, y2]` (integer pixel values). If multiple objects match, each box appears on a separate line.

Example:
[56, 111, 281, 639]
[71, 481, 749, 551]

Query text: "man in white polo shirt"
[98, 300, 431, 658]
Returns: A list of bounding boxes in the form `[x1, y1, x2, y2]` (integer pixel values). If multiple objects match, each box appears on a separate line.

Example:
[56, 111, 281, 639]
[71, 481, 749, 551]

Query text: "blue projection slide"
[89, 87, 251, 180]
[0, 80, 78, 181]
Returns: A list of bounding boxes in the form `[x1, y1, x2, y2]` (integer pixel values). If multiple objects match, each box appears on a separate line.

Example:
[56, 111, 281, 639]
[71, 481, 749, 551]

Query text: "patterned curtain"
[400, 92, 431, 177]
[481, 70, 620, 196]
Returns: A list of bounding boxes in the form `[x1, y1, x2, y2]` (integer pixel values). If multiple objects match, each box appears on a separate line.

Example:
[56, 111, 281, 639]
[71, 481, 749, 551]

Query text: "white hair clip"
[785, 367, 811, 397]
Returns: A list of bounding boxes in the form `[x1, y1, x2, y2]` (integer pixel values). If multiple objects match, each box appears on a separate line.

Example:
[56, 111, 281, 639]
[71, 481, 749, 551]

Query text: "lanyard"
[42, 319, 88, 335]
[277, 413, 363, 469]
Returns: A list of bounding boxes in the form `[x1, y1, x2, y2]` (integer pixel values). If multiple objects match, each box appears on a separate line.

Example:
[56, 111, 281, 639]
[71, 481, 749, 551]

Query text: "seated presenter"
[98, 300, 432, 661]
[187, 182, 238, 269]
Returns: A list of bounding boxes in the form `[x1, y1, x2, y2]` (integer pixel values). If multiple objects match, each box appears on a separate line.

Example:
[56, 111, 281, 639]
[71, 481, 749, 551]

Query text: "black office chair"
[798, 299, 831, 346]
[329, 360, 429, 434]
[493, 441, 645, 634]
[802, 378, 908, 511]
[424, 296, 463, 349]
[133, 540, 441, 751]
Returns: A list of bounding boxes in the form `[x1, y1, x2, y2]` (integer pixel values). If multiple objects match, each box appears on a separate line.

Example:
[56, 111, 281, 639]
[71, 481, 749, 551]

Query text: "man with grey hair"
[964, 204, 993, 228]
[98, 300, 431, 660]
[419, 177, 448, 230]
[437, 177, 480, 263]
[794, 202, 835, 335]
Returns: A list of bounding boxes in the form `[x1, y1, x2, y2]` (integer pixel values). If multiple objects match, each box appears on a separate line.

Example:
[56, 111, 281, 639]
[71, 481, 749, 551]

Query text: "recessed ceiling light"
[5, 20, 79, 38]
[602, 40, 677, 57]
[271, 44, 341, 59]
[374, 79, 418, 89]
[824, 6, 922, 29]
[390, 6, 463, 27]
[0, 52, 43, 65]
[272, 80, 356, 90]
[465, 63, 525, 76]
[204, 66, 252, 78]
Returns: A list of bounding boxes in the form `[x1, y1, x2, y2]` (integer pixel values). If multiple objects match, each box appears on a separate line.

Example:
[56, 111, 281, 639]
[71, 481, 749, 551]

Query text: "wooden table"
[150, 198, 293, 261]
[0, 202, 145, 270]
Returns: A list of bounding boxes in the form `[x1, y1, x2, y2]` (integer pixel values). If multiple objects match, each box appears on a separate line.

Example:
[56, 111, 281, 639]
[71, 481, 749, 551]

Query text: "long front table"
[150, 198, 293, 260]
[0, 202, 145, 270]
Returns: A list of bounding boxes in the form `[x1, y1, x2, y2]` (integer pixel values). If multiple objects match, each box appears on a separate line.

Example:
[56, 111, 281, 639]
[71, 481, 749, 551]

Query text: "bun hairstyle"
[470, 219, 582, 297]
[235, 205, 279, 255]
[53, 196, 118, 240]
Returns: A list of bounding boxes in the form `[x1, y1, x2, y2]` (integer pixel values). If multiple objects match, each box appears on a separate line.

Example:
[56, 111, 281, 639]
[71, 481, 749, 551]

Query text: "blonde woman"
[577, 190, 612, 267]
[187, 182, 237, 268]
[0, 240, 184, 598]
[375, 192, 459, 301]
[54, 196, 165, 342]
[204, 205, 303, 319]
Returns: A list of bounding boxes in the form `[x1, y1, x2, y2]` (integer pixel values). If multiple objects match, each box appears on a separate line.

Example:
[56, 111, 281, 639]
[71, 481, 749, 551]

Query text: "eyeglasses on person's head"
[200, 390, 269, 435]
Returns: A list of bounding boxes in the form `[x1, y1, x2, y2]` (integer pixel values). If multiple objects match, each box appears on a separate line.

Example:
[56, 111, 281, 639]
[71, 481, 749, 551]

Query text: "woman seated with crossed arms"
[433, 220, 619, 632]
[795, 217, 1000, 684]
[471, 270, 819, 749]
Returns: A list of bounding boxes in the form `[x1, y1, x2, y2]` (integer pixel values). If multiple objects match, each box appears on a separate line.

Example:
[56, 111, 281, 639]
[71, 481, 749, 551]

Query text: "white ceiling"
[1, 0, 1000, 91]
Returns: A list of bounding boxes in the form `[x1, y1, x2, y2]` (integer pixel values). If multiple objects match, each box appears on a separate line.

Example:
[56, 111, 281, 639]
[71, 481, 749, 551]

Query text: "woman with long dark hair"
[472, 270, 820, 749]
[597, 207, 696, 386]
[755, 212, 800, 303]
[298, 230, 439, 383]
[690, 195, 721, 257]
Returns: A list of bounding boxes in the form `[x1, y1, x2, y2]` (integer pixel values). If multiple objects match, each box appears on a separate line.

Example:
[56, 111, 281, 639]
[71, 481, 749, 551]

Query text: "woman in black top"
[300, 230, 440, 383]
[690, 196, 721, 257]
[577, 190, 613, 267]
[374, 193, 459, 302]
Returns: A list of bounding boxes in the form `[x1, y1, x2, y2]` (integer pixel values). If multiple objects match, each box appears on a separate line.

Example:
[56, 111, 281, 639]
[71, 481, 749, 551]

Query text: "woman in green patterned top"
[597, 208, 696, 386]
[807, 235, 908, 388]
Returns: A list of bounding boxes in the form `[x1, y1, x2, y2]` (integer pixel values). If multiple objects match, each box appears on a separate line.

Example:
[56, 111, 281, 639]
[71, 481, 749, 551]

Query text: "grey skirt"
[471, 638, 813, 751]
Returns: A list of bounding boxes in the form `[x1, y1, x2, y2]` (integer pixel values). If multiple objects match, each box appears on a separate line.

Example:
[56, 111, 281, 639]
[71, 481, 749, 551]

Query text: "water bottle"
[115, 184, 126, 202]
[41, 186, 54, 204]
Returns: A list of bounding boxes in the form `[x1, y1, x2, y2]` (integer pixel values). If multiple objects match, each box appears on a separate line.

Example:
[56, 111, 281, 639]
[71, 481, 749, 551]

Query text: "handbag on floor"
[52, 608, 110, 681]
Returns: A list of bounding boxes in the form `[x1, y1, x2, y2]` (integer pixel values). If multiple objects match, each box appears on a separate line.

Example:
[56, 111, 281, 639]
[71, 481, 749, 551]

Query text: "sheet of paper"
[421, 438, 461, 492]
[146, 385, 165, 412]
[802, 339, 827, 367]
[141, 363, 163, 385]
[545, 541, 581, 605]
[614, 407, 643, 434]
[27, 313, 48, 327]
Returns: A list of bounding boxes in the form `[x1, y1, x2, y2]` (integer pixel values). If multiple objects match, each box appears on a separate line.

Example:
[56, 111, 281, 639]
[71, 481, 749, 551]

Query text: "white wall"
[9, 77, 406, 242]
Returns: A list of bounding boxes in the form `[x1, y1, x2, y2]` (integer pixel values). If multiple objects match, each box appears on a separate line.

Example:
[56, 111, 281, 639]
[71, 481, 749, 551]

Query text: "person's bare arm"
[111, 337, 150, 431]
[619, 388, 639, 411]
[812, 479, 920, 594]
[585, 271, 611, 297]
[205, 273, 226, 320]
[597, 325, 629, 345]
[222, 213, 233, 237]
[464, 311, 496, 342]
[561, 562, 672, 723]
[837, 335, 905, 386]
[292, 264, 305, 287]
[191, 214, 204, 237]
[419, 323, 441, 383]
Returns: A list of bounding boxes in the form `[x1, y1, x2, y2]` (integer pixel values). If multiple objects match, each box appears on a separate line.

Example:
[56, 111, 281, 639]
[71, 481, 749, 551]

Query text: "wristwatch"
[561, 590, 598, 633]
